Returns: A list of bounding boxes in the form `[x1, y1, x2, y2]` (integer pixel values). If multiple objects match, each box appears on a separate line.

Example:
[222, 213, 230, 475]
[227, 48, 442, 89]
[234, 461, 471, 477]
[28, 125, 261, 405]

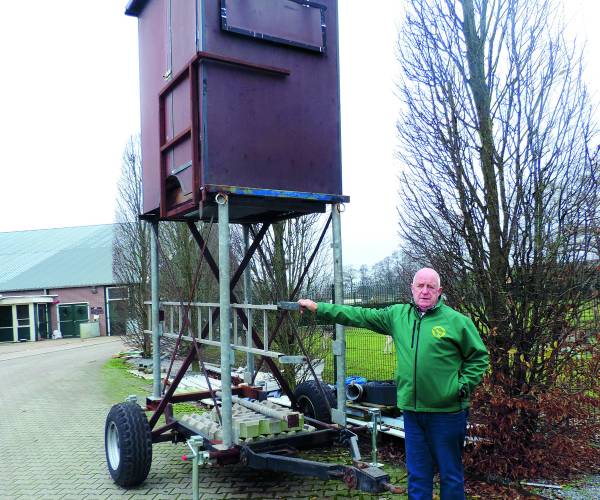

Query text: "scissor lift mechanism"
[104, 198, 401, 497]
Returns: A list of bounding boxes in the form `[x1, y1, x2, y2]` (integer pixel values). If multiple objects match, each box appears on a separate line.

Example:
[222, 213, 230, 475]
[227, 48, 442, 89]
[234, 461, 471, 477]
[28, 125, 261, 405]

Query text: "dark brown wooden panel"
[221, 0, 327, 52]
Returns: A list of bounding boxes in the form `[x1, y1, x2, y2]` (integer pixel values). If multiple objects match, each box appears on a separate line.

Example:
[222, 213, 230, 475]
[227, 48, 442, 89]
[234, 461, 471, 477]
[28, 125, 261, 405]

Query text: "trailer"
[104, 214, 402, 497]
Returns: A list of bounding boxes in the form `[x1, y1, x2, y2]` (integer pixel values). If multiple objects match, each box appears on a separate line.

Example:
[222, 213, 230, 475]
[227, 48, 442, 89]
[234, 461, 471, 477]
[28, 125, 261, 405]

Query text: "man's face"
[411, 269, 442, 311]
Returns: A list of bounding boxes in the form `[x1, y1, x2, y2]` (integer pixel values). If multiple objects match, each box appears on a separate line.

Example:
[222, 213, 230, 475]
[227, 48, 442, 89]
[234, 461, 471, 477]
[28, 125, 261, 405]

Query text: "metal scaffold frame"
[105, 197, 401, 497]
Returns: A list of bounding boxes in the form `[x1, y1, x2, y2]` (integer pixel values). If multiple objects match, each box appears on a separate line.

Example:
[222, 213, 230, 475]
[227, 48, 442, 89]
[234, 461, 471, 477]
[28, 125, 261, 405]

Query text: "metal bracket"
[186, 436, 211, 500]
[349, 434, 361, 461]
[331, 408, 346, 426]
[338, 428, 361, 462]
[332, 340, 343, 356]
[278, 355, 307, 364]
[277, 301, 300, 311]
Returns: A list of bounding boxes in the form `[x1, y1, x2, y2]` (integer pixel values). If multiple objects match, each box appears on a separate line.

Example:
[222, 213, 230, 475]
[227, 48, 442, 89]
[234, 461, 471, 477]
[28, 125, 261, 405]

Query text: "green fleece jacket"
[316, 300, 489, 412]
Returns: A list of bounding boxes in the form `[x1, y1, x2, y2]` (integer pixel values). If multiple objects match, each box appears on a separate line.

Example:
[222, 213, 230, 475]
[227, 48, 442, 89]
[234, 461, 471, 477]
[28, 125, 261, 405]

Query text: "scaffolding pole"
[217, 195, 233, 447]
[331, 205, 346, 426]
[151, 220, 161, 399]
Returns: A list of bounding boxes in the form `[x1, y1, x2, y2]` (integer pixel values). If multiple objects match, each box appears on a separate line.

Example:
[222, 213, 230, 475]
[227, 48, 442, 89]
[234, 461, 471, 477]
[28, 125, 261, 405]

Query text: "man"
[299, 268, 488, 500]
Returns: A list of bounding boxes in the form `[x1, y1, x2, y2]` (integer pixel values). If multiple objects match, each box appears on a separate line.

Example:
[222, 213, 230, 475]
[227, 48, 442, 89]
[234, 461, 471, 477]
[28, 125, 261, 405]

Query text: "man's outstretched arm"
[297, 299, 392, 335]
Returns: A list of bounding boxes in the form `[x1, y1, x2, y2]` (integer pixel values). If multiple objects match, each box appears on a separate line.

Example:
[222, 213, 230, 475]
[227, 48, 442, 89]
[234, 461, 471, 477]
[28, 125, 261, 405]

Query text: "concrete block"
[233, 417, 261, 438]
[79, 322, 100, 339]
[259, 418, 282, 434]
[278, 411, 303, 430]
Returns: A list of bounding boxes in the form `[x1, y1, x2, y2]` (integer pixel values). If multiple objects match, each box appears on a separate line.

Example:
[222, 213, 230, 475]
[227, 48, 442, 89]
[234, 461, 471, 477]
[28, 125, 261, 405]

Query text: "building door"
[0, 306, 13, 342]
[58, 303, 89, 338]
[108, 301, 128, 335]
[37, 304, 50, 339]
[106, 287, 129, 336]
[16, 305, 31, 341]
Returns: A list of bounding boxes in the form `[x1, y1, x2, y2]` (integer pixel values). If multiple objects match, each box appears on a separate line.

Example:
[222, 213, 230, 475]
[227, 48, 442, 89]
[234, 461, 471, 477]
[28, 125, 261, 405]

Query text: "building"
[0, 224, 127, 342]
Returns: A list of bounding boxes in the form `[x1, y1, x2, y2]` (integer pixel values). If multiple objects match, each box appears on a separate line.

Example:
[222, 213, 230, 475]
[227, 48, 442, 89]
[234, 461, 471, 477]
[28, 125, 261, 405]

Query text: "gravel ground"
[542, 475, 600, 499]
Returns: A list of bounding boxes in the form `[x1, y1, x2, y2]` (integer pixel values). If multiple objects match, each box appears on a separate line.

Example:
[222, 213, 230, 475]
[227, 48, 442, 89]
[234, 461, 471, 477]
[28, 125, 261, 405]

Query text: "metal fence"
[312, 283, 408, 384]
[320, 327, 396, 384]
[311, 283, 411, 307]
[147, 284, 598, 388]
[145, 300, 283, 369]
[314, 283, 599, 385]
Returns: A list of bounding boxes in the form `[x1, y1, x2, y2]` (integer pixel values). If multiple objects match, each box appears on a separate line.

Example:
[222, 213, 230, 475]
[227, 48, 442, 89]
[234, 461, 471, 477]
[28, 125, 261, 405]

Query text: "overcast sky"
[0, 1, 597, 268]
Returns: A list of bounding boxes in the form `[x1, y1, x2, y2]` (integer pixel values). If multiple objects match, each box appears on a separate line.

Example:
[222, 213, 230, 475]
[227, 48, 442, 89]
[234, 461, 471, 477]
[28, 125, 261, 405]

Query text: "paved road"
[0, 338, 382, 499]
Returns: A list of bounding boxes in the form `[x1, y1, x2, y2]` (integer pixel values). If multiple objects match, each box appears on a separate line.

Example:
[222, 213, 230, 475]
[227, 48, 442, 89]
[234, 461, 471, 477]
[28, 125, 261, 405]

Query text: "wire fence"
[313, 283, 599, 385]
[320, 327, 396, 384]
[311, 283, 411, 308]
[311, 283, 405, 384]
[150, 282, 598, 388]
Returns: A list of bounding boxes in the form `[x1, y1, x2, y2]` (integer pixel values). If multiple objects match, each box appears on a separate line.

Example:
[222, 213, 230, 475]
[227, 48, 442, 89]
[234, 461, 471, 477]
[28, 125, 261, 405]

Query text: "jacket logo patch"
[431, 326, 446, 338]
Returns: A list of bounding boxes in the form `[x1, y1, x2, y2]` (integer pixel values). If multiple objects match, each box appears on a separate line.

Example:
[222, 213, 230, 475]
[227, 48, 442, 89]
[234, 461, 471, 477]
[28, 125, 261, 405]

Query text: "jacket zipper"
[413, 316, 421, 409]
[410, 320, 417, 348]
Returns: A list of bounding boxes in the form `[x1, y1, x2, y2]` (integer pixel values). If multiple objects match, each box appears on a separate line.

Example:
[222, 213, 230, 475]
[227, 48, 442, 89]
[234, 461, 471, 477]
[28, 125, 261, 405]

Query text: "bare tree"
[231, 214, 332, 389]
[240, 215, 332, 302]
[155, 220, 219, 371]
[343, 264, 358, 300]
[112, 138, 217, 360]
[396, 0, 599, 478]
[113, 135, 152, 356]
[371, 251, 416, 295]
[159, 221, 218, 302]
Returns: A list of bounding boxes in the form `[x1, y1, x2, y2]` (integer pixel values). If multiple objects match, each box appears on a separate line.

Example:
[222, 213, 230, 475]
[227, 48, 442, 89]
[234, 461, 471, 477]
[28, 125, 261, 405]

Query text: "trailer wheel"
[105, 402, 152, 487]
[295, 380, 335, 423]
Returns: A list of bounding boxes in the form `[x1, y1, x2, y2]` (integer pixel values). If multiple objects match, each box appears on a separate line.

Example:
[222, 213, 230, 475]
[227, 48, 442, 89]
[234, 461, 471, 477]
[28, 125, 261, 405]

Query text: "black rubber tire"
[104, 402, 152, 487]
[295, 380, 336, 423]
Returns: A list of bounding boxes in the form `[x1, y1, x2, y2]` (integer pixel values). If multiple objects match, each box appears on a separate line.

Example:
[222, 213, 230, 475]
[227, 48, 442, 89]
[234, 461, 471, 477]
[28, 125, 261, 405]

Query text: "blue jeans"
[403, 410, 468, 500]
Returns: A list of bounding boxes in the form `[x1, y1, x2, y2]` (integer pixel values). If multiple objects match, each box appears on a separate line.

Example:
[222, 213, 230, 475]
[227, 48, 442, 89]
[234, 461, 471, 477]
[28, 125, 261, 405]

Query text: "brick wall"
[48, 286, 108, 337]
[1, 286, 110, 337]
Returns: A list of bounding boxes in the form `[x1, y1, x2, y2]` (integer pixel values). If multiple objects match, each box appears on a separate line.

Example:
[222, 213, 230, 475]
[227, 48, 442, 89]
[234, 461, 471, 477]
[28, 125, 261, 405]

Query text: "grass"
[101, 357, 152, 404]
[101, 357, 205, 419]
[322, 328, 396, 383]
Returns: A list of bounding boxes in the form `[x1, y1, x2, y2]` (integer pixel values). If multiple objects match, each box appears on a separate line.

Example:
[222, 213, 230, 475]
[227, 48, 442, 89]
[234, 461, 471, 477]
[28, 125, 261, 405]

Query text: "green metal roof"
[0, 224, 117, 292]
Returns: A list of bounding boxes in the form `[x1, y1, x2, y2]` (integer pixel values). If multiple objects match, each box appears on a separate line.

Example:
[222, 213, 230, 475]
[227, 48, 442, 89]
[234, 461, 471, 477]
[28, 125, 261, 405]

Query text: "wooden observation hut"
[127, 0, 347, 222]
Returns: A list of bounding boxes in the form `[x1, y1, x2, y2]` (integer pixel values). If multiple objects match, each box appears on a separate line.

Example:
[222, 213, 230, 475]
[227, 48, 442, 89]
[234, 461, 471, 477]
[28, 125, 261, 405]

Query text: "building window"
[107, 287, 129, 301]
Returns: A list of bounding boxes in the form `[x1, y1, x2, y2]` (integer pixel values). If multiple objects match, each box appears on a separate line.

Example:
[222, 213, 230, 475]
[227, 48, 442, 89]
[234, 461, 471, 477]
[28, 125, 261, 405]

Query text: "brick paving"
[0, 338, 400, 499]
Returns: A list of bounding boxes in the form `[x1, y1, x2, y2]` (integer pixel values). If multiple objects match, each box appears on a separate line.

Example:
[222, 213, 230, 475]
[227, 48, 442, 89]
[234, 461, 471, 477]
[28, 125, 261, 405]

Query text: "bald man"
[299, 268, 488, 500]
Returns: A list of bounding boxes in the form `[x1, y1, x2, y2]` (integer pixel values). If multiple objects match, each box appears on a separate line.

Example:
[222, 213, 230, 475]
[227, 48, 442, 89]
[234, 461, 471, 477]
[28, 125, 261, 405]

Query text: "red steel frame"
[158, 52, 290, 219]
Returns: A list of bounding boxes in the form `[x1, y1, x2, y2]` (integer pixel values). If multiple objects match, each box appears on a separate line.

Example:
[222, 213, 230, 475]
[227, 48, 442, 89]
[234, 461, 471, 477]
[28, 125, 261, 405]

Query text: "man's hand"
[298, 299, 318, 313]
